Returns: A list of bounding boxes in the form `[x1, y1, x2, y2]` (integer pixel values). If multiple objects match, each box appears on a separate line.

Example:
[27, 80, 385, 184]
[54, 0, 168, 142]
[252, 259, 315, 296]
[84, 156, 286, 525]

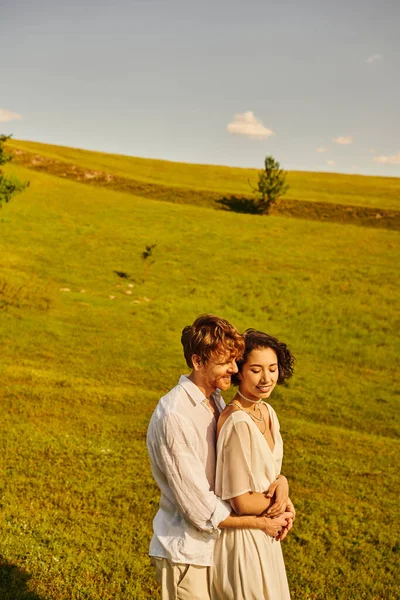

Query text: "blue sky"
[1, 0, 399, 176]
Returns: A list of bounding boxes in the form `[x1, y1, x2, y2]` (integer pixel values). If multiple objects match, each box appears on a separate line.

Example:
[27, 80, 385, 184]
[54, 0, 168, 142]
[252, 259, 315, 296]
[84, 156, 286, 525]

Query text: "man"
[147, 314, 290, 600]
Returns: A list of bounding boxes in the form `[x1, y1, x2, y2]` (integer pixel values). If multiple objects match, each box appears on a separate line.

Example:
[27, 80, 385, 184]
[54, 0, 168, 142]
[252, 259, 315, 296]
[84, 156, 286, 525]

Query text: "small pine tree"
[254, 155, 289, 215]
[0, 134, 29, 207]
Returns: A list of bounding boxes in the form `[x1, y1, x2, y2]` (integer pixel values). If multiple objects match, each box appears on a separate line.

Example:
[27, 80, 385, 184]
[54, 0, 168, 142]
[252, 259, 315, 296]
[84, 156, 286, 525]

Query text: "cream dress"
[211, 403, 290, 600]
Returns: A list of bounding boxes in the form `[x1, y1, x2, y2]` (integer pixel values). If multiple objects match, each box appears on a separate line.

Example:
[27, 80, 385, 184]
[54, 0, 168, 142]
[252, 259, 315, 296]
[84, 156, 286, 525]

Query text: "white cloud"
[332, 135, 353, 145]
[373, 152, 400, 165]
[316, 146, 327, 153]
[0, 108, 23, 122]
[366, 54, 383, 64]
[326, 160, 336, 166]
[227, 111, 274, 140]
[369, 148, 376, 154]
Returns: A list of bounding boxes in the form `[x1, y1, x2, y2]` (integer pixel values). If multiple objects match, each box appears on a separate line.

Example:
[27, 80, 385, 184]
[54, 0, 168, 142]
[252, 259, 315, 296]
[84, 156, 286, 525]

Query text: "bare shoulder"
[217, 402, 241, 436]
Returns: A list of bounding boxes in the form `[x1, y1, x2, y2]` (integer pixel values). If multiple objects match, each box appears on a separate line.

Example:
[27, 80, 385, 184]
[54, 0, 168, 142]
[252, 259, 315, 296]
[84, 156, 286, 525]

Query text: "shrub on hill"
[252, 155, 289, 214]
[0, 134, 29, 207]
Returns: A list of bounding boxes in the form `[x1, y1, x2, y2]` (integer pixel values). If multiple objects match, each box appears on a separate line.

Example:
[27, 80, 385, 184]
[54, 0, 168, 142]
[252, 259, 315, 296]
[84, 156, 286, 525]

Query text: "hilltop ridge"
[5, 139, 400, 230]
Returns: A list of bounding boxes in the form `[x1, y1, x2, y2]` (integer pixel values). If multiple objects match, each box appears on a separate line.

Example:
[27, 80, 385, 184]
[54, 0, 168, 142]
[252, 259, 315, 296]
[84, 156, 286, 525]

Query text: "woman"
[211, 329, 295, 600]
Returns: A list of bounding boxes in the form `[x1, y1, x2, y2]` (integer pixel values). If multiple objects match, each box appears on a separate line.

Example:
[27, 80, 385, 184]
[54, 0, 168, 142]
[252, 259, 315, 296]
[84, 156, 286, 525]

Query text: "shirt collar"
[178, 375, 224, 409]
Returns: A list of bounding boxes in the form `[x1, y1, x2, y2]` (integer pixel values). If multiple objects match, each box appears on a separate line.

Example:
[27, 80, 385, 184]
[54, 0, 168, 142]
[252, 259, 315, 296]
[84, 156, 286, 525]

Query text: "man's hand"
[265, 475, 289, 517]
[257, 511, 294, 538]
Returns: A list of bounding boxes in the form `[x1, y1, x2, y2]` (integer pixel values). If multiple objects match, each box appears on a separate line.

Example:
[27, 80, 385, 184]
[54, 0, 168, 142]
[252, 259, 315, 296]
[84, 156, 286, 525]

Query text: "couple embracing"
[147, 314, 295, 599]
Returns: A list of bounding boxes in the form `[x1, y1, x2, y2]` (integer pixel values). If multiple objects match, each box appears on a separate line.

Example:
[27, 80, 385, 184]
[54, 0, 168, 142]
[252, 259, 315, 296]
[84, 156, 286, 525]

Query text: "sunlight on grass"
[0, 166, 399, 599]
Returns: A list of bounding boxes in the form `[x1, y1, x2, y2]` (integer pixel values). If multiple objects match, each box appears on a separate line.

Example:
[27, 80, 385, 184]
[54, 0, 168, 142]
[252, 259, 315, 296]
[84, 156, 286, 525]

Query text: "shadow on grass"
[0, 558, 43, 600]
[216, 196, 260, 214]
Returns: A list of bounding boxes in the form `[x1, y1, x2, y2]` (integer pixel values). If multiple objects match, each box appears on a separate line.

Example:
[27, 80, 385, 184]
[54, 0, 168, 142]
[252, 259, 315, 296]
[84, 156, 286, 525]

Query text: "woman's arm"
[229, 476, 289, 516]
[216, 411, 289, 518]
[230, 491, 272, 516]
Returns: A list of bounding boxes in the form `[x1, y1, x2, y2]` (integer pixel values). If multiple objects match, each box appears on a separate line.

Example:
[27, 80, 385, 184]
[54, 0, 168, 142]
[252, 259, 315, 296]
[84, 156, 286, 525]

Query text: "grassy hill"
[0, 156, 399, 598]
[7, 138, 400, 214]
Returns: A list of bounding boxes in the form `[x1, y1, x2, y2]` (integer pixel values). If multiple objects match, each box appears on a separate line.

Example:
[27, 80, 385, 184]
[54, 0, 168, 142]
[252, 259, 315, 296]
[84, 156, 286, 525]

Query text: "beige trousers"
[151, 557, 211, 600]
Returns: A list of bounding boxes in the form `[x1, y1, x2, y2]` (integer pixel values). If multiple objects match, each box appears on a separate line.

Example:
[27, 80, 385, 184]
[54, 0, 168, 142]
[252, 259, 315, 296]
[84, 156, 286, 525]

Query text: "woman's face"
[239, 347, 279, 400]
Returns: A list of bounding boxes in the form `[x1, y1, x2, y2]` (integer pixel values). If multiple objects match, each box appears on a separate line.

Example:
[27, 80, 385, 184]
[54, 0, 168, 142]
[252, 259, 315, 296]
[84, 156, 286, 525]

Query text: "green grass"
[0, 164, 399, 599]
[8, 138, 400, 211]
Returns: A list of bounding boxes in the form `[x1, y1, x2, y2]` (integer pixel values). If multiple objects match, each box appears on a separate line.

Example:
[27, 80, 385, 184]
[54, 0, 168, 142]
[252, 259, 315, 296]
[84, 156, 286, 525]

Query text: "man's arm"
[219, 511, 294, 538]
[150, 413, 231, 533]
[149, 414, 293, 537]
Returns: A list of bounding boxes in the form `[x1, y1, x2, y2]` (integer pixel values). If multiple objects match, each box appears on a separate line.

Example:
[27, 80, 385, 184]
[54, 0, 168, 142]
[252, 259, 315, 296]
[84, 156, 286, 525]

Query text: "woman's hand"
[277, 498, 296, 542]
[261, 511, 293, 538]
[286, 497, 296, 522]
[265, 475, 289, 517]
[277, 517, 293, 542]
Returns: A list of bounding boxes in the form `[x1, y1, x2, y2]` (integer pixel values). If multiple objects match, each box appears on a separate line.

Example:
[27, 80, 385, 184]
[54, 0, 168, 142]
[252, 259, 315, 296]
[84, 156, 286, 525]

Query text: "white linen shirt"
[147, 375, 232, 566]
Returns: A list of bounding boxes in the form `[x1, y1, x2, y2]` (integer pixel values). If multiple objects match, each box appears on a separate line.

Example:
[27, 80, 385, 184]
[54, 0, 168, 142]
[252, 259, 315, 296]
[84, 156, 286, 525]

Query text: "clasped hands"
[263, 476, 295, 542]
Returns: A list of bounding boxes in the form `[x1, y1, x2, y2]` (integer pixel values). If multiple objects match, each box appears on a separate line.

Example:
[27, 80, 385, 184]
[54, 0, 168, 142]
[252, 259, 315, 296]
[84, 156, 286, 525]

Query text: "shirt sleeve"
[151, 412, 231, 533]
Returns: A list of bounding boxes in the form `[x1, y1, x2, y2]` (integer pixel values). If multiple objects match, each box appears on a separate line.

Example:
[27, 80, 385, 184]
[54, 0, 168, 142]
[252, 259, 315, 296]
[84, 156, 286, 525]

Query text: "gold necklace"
[231, 400, 267, 434]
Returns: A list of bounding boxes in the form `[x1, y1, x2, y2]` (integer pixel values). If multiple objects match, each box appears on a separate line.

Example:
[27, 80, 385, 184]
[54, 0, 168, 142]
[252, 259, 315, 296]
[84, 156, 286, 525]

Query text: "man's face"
[197, 350, 239, 392]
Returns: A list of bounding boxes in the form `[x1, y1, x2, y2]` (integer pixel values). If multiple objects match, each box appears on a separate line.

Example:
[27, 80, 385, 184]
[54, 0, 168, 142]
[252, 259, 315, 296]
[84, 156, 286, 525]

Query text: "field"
[7, 138, 400, 212]
[0, 145, 399, 599]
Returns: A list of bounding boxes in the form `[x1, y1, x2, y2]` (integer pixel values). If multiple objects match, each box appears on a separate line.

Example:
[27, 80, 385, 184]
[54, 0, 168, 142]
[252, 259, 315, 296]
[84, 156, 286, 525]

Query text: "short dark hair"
[181, 314, 244, 369]
[231, 329, 294, 386]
